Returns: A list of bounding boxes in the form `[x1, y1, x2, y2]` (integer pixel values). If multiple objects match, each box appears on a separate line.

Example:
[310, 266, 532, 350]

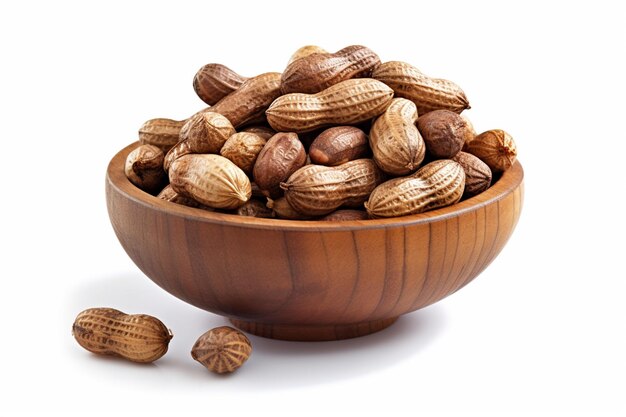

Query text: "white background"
[1, 1, 624, 416]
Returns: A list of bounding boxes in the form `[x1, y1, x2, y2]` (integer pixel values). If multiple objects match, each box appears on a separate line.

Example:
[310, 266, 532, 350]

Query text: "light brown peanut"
[451, 151, 492, 197]
[72, 308, 172, 363]
[157, 184, 214, 211]
[252, 132, 306, 198]
[139, 118, 187, 153]
[465, 129, 517, 173]
[281, 45, 381, 94]
[372, 61, 470, 115]
[193, 63, 248, 105]
[321, 209, 369, 221]
[241, 125, 276, 140]
[267, 197, 315, 220]
[266, 78, 394, 132]
[369, 98, 425, 175]
[191, 326, 252, 374]
[164, 111, 236, 170]
[365, 159, 465, 218]
[220, 132, 267, 175]
[169, 154, 251, 209]
[417, 109, 470, 159]
[309, 126, 369, 166]
[125, 144, 166, 193]
[281, 159, 384, 216]
[286, 45, 328, 65]
[460, 114, 477, 149]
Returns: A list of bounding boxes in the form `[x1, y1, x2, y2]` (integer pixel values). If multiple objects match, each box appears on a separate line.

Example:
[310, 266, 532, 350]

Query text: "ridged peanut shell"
[281, 159, 384, 216]
[241, 125, 276, 140]
[417, 109, 469, 158]
[281, 45, 381, 94]
[72, 308, 172, 363]
[369, 98, 425, 175]
[287, 45, 329, 65]
[309, 126, 370, 166]
[365, 159, 465, 218]
[460, 113, 477, 148]
[266, 78, 394, 133]
[138, 118, 186, 153]
[164, 111, 236, 170]
[124, 144, 166, 193]
[220, 132, 267, 175]
[191, 326, 252, 374]
[465, 129, 517, 173]
[372, 61, 470, 115]
[169, 154, 251, 209]
[452, 151, 492, 197]
[252, 132, 306, 198]
[157, 184, 214, 211]
[209, 72, 282, 128]
[193, 63, 248, 106]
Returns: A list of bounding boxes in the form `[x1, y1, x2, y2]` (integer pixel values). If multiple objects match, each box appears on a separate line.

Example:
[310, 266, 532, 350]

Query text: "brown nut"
[252, 132, 306, 198]
[124, 144, 167, 193]
[369, 98, 426, 175]
[465, 129, 517, 173]
[138, 118, 187, 153]
[286, 45, 329, 65]
[193, 63, 248, 106]
[365, 159, 465, 218]
[460, 114, 477, 150]
[417, 109, 470, 159]
[451, 151, 492, 197]
[321, 209, 369, 221]
[236, 199, 274, 218]
[72, 308, 172, 363]
[191, 326, 252, 374]
[309, 126, 369, 166]
[220, 132, 267, 175]
[240, 125, 276, 141]
[267, 197, 315, 220]
[281, 45, 381, 94]
[157, 184, 214, 211]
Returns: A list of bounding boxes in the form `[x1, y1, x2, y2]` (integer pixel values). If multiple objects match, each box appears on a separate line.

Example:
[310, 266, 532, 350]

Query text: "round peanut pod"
[460, 113, 477, 150]
[372, 61, 470, 115]
[321, 209, 369, 221]
[267, 197, 315, 220]
[286, 45, 329, 65]
[72, 308, 172, 363]
[309, 126, 370, 166]
[138, 118, 187, 153]
[451, 151, 492, 197]
[252, 132, 306, 198]
[369, 98, 426, 175]
[169, 154, 251, 210]
[281, 45, 381, 94]
[191, 326, 252, 374]
[220, 132, 267, 176]
[465, 129, 517, 173]
[417, 109, 470, 159]
[124, 144, 167, 194]
[193, 63, 248, 106]
[365, 159, 465, 218]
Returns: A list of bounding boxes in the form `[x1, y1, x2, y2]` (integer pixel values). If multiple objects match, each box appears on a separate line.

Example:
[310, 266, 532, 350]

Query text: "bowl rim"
[107, 141, 524, 231]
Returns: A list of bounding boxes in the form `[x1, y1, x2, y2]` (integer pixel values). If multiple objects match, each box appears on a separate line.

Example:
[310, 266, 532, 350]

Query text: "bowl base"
[229, 317, 399, 341]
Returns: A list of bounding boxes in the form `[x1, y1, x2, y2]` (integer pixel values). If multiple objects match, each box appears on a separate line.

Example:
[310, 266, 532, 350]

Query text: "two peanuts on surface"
[125, 45, 518, 220]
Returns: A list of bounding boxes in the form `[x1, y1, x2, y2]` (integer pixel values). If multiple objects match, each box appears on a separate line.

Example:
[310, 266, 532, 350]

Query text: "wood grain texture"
[106, 142, 524, 341]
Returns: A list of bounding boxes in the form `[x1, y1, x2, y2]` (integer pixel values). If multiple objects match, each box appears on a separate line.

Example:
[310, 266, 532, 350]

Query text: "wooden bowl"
[106, 143, 524, 341]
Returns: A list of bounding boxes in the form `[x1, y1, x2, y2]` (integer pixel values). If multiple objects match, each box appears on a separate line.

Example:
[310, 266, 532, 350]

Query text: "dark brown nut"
[138, 118, 187, 153]
[465, 129, 517, 173]
[236, 199, 274, 218]
[164, 112, 236, 170]
[321, 209, 369, 221]
[241, 125, 276, 140]
[124, 144, 167, 193]
[193, 63, 248, 106]
[451, 151, 492, 197]
[157, 184, 214, 211]
[252, 132, 306, 198]
[250, 182, 265, 198]
[417, 110, 470, 158]
[267, 197, 315, 220]
[309, 126, 369, 166]
[191, 326, 252, 374]
[220, 132, 267, 175]
[281, 45, 381, 94]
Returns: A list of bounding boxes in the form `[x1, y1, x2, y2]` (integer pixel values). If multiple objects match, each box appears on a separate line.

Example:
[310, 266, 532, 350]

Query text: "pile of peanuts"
[124, 45, 518, 220]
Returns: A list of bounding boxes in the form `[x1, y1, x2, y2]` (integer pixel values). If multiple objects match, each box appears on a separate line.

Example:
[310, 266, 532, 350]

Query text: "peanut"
[169, 154, 251, 209]
[138, 118, 187, 153]
[286, 45, 328, 65]
[321, 209, 369, 221]
[266, 78, 394, 132]
[72, 308, 172, 363]
[191, 326, 252, 374]
[460, 113, 477, 149]
[236, 199, 274, 218]
[451, 151, 492, 197]
[220, 132, 267, 175]
[252, 132, 306, 198]
[193, 63, 247, 106]
[465, 129, 517, 173]
[240, 125, 276, 141]
[365, 159, 465, 218]
[309, 126, 369, 166]
[267, 197, 314, 220]
[372, 61, 470, 115]
[417, 109, 471, 158]
[369, 98, 425, 175]
[157, 184, 214, 211]
[164, 111, 236, 170]
[281, 45, 381, 94]
[125, 144, 166, 193]
[281, 159, 384, 216]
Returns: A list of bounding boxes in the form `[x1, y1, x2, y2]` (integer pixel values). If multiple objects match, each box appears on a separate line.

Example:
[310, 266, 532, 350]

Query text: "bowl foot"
[229, 316, 399, 341]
